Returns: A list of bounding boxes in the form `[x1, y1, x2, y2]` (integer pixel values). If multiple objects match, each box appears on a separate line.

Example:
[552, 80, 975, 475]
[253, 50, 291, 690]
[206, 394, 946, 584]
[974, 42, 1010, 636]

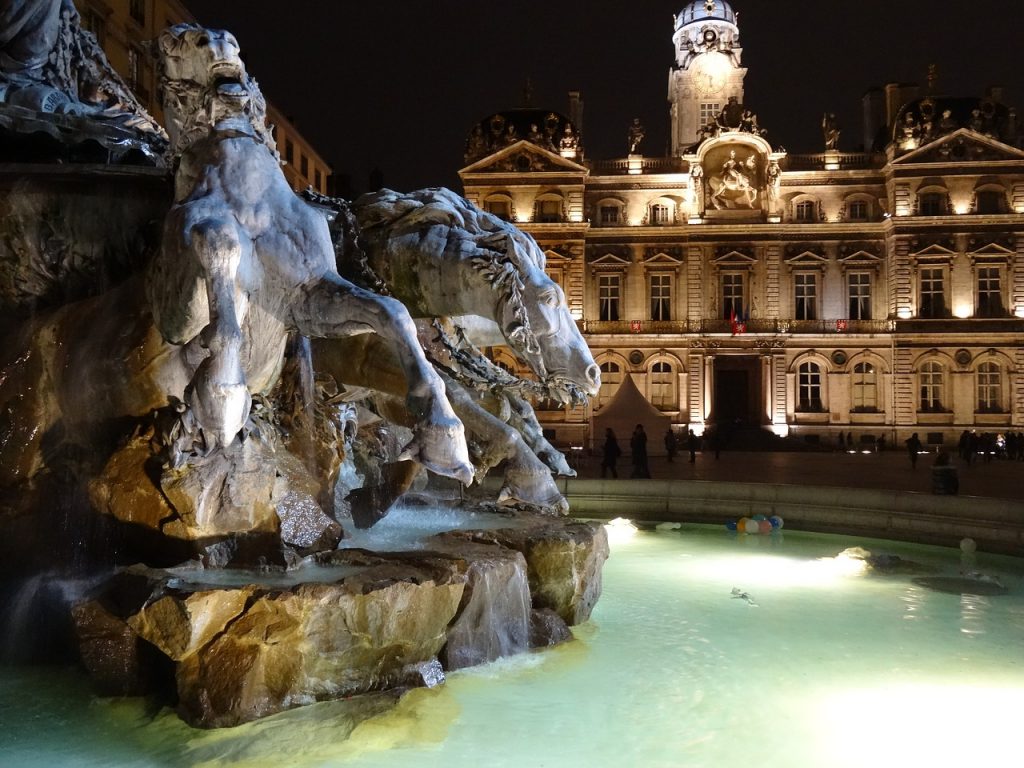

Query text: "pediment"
[590, 252, 631, 267]
[784, 250, 829, 269]
[894, 129, 1024, 165]
[711, 250, 757, 267]
[967, 242, 1015, 261]
[642, 251, 684, 266]
[909, 243, 957, 259]
[838, 249, 884, 268]
[460, 140, 589, 175]
[543, 249, 572, 265]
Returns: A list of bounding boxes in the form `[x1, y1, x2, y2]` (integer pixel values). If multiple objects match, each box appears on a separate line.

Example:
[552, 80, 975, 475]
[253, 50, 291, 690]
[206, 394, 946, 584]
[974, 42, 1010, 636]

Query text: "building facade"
[459, 0, 1024, 452]
[75, 0, 331, 194]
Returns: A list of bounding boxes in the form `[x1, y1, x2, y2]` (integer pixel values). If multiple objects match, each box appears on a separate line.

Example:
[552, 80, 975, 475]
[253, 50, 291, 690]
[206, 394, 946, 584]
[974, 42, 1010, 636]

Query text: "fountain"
[0, 3, 607, 729]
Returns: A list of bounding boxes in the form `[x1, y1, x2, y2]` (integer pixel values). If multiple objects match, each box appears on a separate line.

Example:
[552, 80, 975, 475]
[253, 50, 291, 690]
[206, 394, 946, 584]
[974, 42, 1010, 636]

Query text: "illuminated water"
[2, 526, 1024, 768]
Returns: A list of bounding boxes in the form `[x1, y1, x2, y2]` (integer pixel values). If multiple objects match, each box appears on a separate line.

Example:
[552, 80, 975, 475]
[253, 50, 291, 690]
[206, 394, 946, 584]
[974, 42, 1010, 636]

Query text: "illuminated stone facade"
[459, 0, 1024, 452]
[74, 0, 331, 193]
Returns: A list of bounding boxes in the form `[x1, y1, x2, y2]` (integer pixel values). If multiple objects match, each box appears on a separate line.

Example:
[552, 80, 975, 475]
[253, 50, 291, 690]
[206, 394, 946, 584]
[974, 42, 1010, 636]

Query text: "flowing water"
[2, 525, 1023, 768]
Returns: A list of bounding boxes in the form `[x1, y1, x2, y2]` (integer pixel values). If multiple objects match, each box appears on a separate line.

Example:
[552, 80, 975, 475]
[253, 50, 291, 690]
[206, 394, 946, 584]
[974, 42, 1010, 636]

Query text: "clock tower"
[668, 1, 747, 155]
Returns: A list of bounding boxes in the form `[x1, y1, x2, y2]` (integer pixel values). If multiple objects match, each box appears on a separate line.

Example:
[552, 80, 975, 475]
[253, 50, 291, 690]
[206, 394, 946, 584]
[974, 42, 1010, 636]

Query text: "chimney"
[568, 91, 584, 139]
[884, 82, 920, 128]
[986, 86, 1004, 103]
[862, 87, 885, 151]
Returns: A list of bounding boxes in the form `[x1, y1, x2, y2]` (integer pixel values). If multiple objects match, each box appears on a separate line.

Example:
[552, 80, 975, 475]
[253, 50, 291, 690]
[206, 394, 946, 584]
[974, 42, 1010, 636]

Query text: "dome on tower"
[675, 0, 737, 30]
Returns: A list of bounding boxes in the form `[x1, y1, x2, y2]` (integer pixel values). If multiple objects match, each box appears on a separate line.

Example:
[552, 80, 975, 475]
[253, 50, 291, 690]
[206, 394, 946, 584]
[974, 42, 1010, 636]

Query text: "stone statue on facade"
[559, 123, 578, 153]
[822, 112, 840, 151]
[709, 149, 758, 209]
[690, 161, 705, 214]
[628, 117, 645, 153]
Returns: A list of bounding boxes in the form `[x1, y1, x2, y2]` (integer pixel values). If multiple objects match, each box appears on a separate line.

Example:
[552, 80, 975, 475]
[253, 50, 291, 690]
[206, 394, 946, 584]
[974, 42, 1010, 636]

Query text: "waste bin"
[931, 465, 959, 495]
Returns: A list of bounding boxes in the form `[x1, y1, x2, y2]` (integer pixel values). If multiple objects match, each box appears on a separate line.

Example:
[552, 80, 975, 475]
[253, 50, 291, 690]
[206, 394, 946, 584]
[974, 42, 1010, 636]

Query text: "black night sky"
[194, 0, 1021, 194]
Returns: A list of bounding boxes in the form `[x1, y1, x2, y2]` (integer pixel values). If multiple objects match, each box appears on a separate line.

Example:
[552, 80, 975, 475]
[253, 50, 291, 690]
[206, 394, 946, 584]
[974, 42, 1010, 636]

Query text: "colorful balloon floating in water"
[727, 515, 784, 533]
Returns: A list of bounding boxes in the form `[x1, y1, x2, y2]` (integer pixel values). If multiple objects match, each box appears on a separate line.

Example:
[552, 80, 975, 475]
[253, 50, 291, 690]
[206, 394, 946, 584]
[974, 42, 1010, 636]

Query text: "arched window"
[977, 362, 1002, 413]
[484, 195, 513, 221]
[534, 195, 564, 223]
[597, 362, 622, 409]
[649, 202, 672, 225]
[919, 361, 945, 412]
[797, 362, 823, 411]
[852, 362, 878, 412]
[795, 200, 816, 222]
[918, 191, 947, 216]
[975, 190, 1006, 215]
[650, 362, 676, 410]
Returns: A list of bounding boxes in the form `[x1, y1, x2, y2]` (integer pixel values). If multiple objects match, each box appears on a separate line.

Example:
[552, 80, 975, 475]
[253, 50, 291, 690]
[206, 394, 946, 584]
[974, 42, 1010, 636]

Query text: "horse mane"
[156, 24, 277, 160]
[356, 188, 546, 358]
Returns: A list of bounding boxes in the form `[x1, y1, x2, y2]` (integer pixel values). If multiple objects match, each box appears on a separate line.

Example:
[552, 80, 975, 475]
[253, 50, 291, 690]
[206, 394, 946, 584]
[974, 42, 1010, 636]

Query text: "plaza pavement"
[568, 448, 1024, 502]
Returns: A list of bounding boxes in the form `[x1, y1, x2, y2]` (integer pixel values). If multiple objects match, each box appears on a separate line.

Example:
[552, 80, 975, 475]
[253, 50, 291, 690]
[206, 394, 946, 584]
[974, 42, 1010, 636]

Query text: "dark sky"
[194, 0, 1021, 194]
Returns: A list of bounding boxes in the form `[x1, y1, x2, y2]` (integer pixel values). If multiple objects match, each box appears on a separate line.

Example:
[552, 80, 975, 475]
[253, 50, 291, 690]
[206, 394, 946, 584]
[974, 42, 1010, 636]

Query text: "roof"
[675, 1, 737, 30]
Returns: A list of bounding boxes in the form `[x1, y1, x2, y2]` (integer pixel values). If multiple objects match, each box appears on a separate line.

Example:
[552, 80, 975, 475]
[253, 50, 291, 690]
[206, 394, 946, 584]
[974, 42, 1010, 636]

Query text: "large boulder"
[444, 518, 609, 625]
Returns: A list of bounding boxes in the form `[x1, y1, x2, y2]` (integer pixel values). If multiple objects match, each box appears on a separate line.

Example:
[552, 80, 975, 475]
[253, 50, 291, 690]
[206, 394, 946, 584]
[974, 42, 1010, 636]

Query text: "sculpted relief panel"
[703, 142, 764, 210]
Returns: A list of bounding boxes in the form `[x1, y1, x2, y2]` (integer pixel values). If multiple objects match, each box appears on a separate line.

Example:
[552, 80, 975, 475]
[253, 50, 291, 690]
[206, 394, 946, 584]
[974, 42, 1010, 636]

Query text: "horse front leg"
[181, 218, 251, 451]
[440, 373, 568, 513]
[503, 392, 576, 478]
[294, 275, 473, 485]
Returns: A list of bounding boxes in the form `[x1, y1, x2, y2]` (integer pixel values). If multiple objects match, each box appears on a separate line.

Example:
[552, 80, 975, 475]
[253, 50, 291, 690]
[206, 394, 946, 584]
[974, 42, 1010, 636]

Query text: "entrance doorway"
[712, 356, 763, 426]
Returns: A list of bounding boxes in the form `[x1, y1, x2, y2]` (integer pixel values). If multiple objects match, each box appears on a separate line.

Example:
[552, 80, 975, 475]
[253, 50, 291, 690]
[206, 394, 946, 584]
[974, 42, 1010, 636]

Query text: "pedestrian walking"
[631, 424, 650, 478]
[905, 432, 923, 469]
[600, 428, 621, 479]
[838, 431, 846, 451]
[687, 428, 701, 464]
[664, 429, 678, 463]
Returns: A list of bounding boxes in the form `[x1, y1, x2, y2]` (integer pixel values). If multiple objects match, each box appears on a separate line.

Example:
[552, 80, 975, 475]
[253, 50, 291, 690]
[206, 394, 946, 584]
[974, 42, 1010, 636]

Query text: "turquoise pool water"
[2, 525, 1023, 768]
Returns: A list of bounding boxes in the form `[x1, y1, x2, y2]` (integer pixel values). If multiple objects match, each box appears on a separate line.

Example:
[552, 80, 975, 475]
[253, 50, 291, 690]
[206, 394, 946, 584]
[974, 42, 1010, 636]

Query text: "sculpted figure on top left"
[0, 0, 162, 135]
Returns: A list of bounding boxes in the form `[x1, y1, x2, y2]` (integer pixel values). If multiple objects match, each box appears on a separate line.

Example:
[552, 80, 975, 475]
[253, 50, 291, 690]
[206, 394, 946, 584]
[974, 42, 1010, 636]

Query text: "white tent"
[591, 374, 673, 456]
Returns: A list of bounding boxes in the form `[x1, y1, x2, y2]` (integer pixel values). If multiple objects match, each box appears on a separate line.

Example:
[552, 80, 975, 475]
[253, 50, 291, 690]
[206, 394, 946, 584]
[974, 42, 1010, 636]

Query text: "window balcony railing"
[579, 318, 895, 335]
[894, 318, 1024, 334]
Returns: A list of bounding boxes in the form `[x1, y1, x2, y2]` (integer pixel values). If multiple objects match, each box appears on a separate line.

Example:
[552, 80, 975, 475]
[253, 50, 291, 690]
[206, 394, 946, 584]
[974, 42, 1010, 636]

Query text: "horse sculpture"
[709, 150, 758, 209]
[311, 188, 600, 510]
[147, 25, 472, 483]
[0, 25, 475, 499]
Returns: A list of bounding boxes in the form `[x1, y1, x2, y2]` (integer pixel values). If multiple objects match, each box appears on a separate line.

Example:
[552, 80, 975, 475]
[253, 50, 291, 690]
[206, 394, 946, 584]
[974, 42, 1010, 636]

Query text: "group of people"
[958, 430, 1024, 464]
[600, 425, 722, 478]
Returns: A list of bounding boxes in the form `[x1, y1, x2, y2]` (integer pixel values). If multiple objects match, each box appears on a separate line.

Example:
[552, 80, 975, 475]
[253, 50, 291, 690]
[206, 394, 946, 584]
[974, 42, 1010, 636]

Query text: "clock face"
[690, 52, 729, 97]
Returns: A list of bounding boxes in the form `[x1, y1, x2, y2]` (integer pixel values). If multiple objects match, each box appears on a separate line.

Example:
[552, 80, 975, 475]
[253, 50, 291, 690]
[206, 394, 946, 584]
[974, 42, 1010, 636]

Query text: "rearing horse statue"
[148, 24, 473, 483]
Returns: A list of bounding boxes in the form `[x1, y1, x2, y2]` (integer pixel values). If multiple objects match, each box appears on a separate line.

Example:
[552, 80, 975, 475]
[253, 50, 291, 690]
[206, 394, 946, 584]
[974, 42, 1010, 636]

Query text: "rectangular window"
[82, 8, 106, 44]
[976, 266, 1003, 318]
[600, 205, 620, 225]
[721, 273, 744, 320]
[919, 364, 944, 411]
[848, 272, 872, 320]
[485, 200, 511, 220]
[798, 364, 823, 412]
[127, 47, 140, 90]
[650, 274, 672, 321]
[918, 192, 946, 216]
[977, 363, 1002, 412]
[536, 199, 561, 223]
[919, 267, 946, 318]
[300, 155, 309, 179]
[975, 190, 1004, 215]
[852, 363, 878, 411]
[599, 274, 621, 322]
[795, 201, 816, 222]
[848, 200, 868, 220]
[699, 102, 720, 128]
[314, 169, 323, 192]
[794, 272, 818, 321]
[284, 139, 295, 165]
[129, 0, 146, 25]
[649, 204, 670, 225]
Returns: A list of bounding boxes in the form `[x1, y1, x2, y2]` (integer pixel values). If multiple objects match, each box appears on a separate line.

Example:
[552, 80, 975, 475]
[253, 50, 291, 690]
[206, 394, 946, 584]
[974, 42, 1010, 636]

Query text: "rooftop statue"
[822, 112, 840, 151]
[628, 117, 645, 154]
